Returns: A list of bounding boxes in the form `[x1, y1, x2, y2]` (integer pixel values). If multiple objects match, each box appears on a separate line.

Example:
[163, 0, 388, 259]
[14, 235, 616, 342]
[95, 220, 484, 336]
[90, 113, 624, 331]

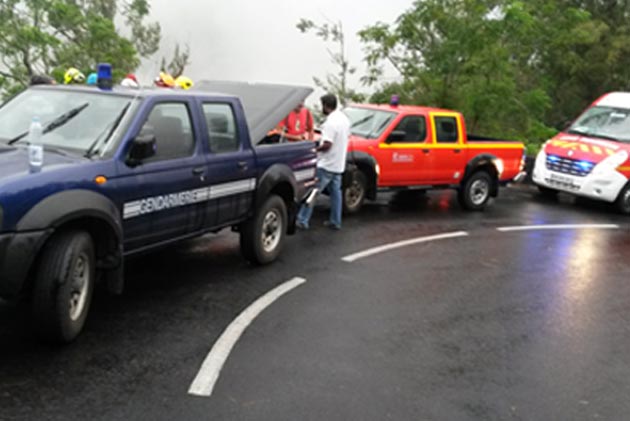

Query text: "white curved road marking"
[497, 224, 619, 232]
[188, 277, 307, 398]
[342, 231, 469, 263]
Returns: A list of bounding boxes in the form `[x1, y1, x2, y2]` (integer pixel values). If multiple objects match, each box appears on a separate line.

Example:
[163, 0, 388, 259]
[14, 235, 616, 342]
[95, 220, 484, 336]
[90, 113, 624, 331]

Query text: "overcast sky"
[139, 0, 414, 100]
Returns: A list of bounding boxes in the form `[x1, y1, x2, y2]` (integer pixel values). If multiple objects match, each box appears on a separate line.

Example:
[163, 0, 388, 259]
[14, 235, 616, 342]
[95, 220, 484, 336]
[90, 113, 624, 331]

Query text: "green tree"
[360, 0, 630, 153]
[160, 43, 191, 78]
[297, 18, 365, 106]
[0, 0, 161, 96]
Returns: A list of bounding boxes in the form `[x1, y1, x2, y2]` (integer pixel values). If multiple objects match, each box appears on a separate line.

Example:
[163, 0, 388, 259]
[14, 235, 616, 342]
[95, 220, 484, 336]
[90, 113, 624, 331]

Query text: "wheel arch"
[463, 154, 500, 197]
[17, 190, 124, 295]
[256, 164, 299, 234]
[345, 151, 379, 200]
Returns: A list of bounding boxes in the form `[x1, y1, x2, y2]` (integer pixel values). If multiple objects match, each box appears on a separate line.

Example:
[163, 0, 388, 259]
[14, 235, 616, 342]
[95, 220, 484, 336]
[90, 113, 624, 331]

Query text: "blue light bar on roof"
[97, 63, 113, 91]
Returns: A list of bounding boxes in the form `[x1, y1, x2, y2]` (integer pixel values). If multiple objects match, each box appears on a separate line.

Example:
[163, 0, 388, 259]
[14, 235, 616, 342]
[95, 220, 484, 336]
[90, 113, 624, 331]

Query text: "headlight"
[593, 150, 629, 176]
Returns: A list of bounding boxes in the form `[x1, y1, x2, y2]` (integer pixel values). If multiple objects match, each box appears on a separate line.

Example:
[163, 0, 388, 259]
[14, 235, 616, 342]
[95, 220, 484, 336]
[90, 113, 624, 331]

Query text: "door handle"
[237, 161, 248, 170]
[422, 149, 430, 154]
[454, 149, 462, 154]
[192, 167, 205, 176]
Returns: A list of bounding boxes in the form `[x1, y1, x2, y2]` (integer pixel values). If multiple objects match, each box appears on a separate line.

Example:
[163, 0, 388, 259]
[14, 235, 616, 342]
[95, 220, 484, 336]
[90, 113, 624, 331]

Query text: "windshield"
[0, 89, 133, 154]
[568, 105, 630, 143]
[344, 107, 396, 138]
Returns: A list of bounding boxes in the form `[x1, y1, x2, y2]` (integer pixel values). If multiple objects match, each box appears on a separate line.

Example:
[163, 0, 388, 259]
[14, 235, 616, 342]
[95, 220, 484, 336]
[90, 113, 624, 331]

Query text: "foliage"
[0, 0, 161, 96]
[360, 0, 630, 153]
[297, 18, 365, 107]
[160, 43, 191, 79]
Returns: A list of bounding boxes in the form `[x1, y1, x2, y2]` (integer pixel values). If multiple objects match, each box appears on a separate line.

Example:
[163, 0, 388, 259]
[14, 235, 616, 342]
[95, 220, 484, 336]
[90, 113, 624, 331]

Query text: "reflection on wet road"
[1, 186, 630, 420]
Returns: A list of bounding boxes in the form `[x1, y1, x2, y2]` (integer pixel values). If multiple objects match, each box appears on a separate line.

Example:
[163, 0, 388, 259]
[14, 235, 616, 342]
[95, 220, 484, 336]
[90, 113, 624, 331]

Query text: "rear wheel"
[458, 171, 493, 211]
[240, 195, 287, 265]
[343, 171, 367, 214]
[32, 230, 95, 344]
[615, 183, 630, 215]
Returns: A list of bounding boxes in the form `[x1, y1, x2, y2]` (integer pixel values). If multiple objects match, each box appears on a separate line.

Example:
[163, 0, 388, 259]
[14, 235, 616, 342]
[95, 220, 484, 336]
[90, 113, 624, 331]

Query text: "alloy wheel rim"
[262, 210, 282, 253]
[470, 179, 489, 205]
[69, 254, 90, 322]
[345, 180, 364, 208]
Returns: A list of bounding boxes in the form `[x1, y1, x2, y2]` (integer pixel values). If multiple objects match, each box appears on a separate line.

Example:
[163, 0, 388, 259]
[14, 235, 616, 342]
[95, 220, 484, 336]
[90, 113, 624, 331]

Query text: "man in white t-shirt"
[297, 94, 351, 230]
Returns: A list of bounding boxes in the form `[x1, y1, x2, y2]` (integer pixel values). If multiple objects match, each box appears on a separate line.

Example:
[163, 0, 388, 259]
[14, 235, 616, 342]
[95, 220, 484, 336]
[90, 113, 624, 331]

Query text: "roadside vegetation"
[305, 1, 630, 153]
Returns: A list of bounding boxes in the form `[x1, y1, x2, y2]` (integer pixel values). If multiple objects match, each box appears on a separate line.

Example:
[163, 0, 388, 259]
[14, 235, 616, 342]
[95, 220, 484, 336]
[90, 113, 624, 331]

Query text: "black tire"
[240, 195, 287, 265]
[538, 185, 559, 198]
[343, 171, 367, 214]
[458, 171, 493, 211]
[32, 230, 95, 344]
[615, 183, 630, 215]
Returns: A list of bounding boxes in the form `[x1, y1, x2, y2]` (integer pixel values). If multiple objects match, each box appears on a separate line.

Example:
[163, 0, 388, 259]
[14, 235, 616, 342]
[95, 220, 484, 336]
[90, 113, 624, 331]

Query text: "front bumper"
[0, 230, 50, 300]
[532, 152, 627, 203]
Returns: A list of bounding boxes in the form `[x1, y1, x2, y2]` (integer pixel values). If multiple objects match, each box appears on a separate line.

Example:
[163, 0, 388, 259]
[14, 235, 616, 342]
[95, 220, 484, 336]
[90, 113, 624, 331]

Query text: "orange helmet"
[154, 72, 175, 88]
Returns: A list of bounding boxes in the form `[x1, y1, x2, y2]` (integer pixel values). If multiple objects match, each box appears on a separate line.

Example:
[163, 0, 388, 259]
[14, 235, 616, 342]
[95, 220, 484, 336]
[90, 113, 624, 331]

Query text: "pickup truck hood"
[195, 81, 313, 144]
[0, 145, 85, 180]
[544, 132, 630, 164]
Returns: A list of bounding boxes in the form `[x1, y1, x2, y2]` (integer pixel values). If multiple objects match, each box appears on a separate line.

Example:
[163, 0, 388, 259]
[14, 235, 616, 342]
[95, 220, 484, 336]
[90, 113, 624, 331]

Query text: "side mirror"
[127, 132, 156, 166]
[386, 130, 406, 144]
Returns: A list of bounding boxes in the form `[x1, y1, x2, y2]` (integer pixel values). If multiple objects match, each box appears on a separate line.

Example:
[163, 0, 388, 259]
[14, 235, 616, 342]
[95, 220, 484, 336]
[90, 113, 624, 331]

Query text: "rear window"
[435, 116, 459, 143]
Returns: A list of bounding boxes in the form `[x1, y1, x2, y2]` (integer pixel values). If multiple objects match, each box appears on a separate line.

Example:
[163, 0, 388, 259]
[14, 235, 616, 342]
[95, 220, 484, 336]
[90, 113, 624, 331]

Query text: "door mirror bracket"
[386, 130, 407, 144]
[127, 132, 157, 167]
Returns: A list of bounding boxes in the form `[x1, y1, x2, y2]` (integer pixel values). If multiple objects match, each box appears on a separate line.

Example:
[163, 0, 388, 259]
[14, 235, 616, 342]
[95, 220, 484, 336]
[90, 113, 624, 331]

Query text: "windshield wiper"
[8, 103, 90, 145]
[567, 128, 620, 142]
[351, 114, 374, 128]
[85, 102, 131, 158]
[366, 117, 393, 139]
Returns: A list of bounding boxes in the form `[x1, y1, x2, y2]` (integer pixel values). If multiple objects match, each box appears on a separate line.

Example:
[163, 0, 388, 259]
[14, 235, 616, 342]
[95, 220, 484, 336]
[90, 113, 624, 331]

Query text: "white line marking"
[497, 224, 620, 232]
[342, 231, 469, 263]
[188, 277, 307, 398]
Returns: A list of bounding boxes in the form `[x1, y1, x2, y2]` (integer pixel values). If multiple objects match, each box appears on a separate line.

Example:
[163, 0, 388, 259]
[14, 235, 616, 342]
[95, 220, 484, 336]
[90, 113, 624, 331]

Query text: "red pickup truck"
[341, 103, 526, 213]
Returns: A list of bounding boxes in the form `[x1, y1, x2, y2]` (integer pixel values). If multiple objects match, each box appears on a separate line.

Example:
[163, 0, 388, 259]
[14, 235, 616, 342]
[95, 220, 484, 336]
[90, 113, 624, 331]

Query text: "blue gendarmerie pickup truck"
[0, 81, 317, 343]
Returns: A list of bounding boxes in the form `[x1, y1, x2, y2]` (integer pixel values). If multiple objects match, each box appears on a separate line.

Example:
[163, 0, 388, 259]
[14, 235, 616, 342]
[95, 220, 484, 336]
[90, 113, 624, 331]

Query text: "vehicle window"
[568, 106, 630, 143]
[203, 103, 239, 154]
[392, 116, 427, 142]
[344, 107, 396, 139]
[140, 103, 195, 163]
[0, 89, 133, 154]
[435, 116, 459, 143]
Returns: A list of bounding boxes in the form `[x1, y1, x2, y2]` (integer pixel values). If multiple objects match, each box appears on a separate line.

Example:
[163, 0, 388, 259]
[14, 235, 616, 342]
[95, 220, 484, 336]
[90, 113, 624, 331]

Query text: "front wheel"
[458, 171, 493, 211]
[31, 230, 95, 343]
[615, 183, 630, 215]
[343, 171, 367, 214]
[240, 195, 288, 265]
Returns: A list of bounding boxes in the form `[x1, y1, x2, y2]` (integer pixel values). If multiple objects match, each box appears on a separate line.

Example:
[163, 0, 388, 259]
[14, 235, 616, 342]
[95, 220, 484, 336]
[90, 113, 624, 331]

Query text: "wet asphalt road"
[2, 185, 630, 420]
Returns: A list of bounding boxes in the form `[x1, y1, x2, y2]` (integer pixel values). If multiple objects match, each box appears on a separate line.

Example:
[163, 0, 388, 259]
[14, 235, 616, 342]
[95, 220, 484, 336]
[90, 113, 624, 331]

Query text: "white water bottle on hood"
[28, 117, 44, 173]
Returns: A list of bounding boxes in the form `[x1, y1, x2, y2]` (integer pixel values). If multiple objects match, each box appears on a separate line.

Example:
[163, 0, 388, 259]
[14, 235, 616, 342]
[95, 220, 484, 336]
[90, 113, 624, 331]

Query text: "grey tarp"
[194, 81, 313, 144]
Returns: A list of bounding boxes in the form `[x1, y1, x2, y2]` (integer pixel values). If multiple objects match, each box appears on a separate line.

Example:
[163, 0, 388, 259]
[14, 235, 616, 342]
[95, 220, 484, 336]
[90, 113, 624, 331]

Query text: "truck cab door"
[428, 113, 467, 184]
[377, 115, 432, 186]
[116, 100, 207, 252]
[200, 101, 256, 229]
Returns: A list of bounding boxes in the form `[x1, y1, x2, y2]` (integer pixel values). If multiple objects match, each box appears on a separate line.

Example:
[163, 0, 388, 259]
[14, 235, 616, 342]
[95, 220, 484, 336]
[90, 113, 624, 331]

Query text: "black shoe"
[323, 221, 341, 230]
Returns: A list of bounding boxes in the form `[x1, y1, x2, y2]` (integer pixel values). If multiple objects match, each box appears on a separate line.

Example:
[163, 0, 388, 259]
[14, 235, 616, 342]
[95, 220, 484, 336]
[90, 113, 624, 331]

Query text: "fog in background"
[139, 0, 414, 103]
